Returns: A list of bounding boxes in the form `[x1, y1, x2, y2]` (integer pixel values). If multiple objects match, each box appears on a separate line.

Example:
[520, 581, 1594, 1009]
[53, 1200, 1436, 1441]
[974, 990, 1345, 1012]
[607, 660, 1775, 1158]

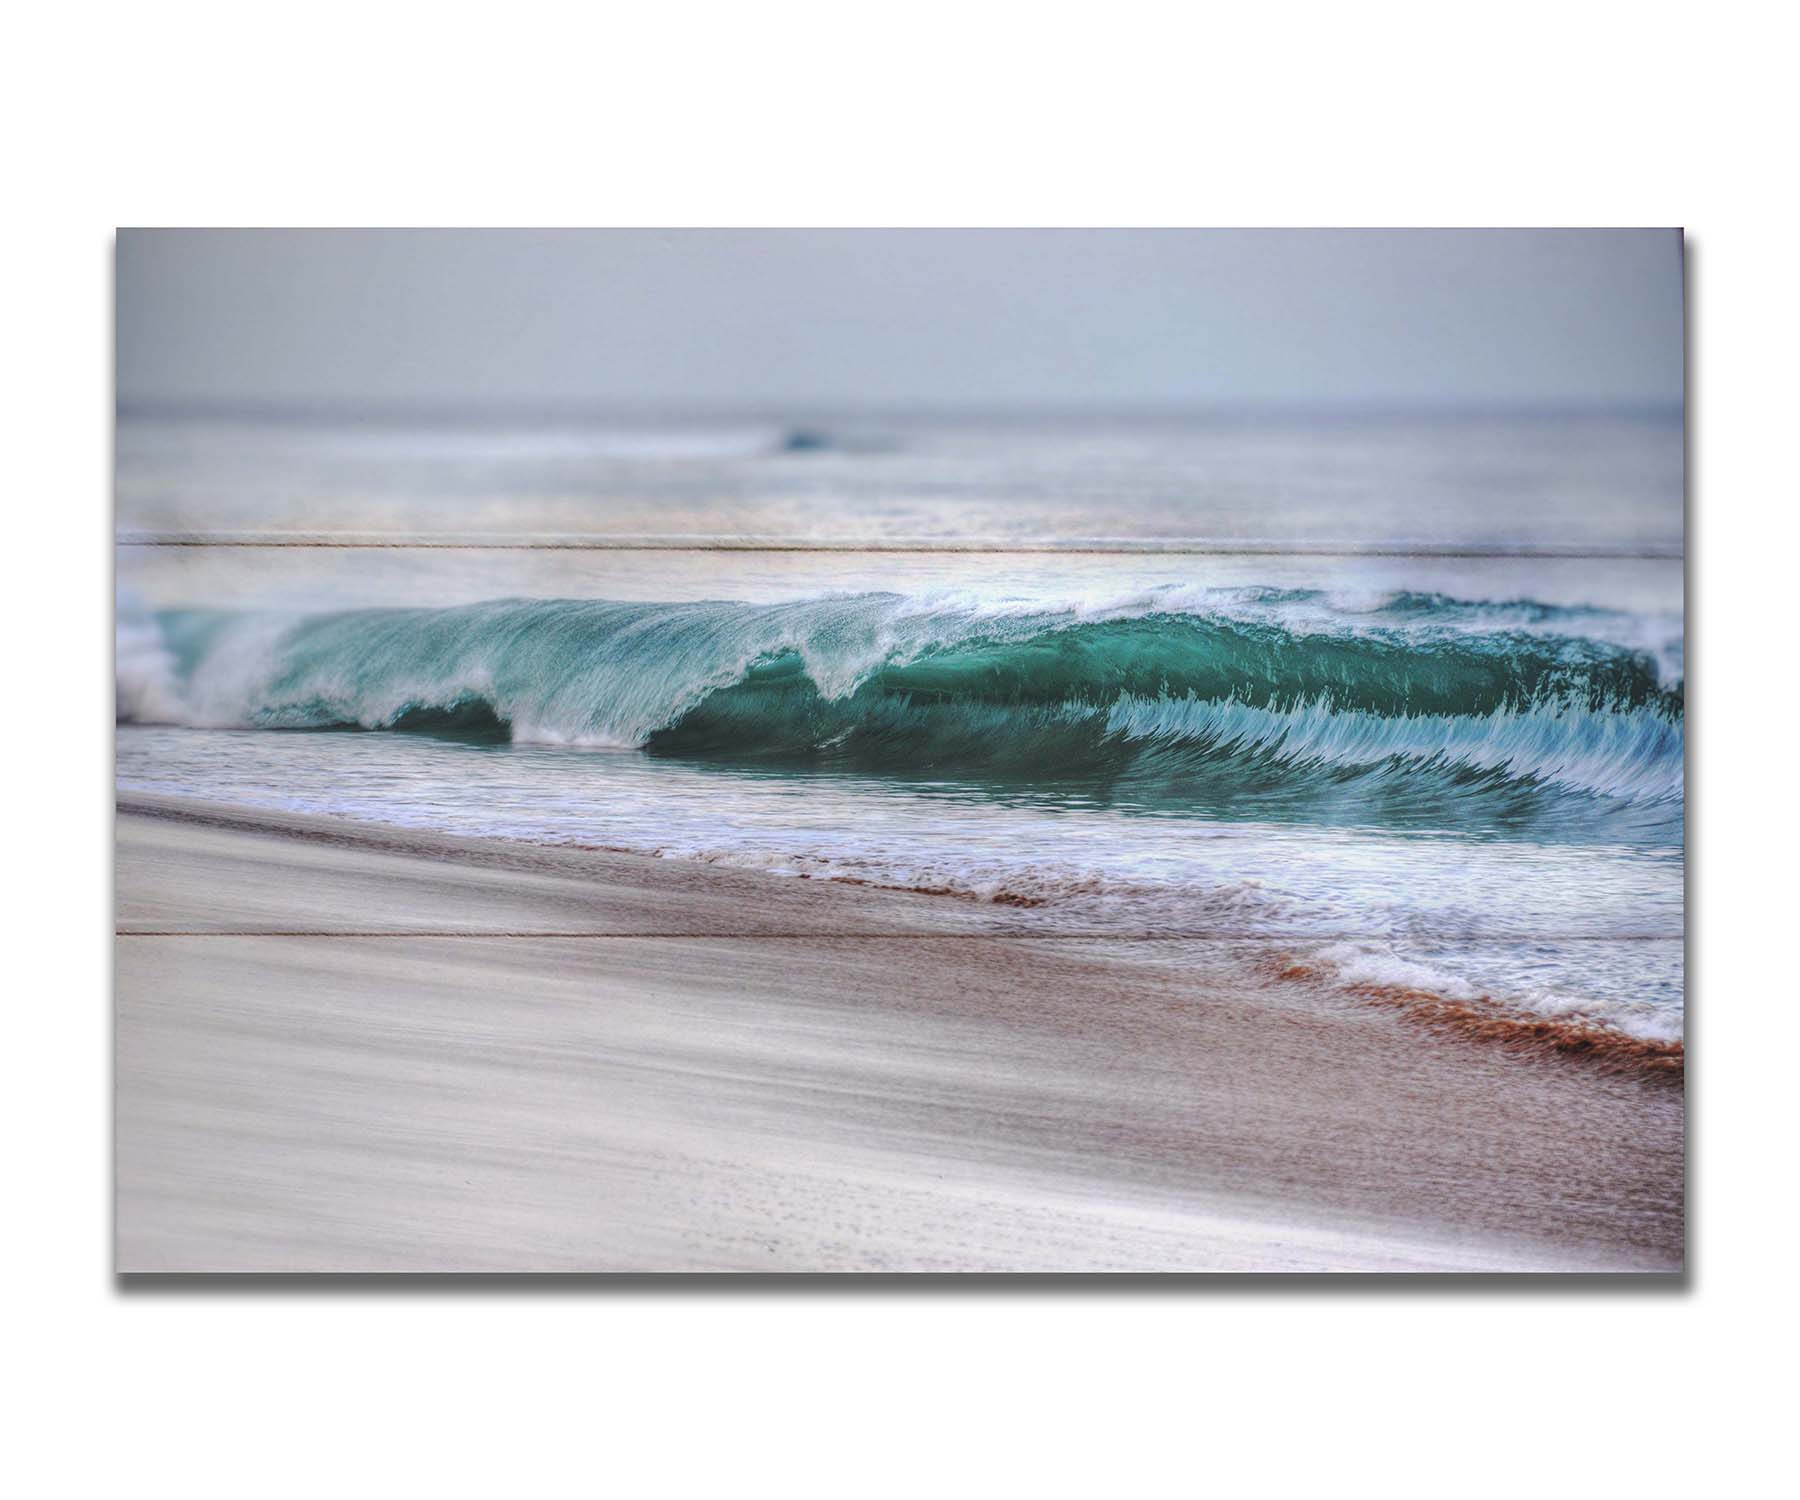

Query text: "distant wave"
[118, 587, 1684, 832]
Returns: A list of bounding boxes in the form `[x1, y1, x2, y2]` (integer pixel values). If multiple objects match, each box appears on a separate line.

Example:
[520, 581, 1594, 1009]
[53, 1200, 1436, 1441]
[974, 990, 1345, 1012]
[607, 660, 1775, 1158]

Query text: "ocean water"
[116, 410, 1684, 1043]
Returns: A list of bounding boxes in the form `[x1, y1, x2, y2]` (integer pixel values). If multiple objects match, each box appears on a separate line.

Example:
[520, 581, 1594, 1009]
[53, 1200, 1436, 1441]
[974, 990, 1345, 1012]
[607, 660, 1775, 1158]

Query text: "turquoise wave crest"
[118, 588, 1685, 833]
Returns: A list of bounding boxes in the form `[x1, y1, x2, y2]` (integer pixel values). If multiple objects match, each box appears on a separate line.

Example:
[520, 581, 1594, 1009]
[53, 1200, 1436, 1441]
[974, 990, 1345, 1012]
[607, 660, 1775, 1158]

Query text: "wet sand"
[116, 796, 1684, 1272]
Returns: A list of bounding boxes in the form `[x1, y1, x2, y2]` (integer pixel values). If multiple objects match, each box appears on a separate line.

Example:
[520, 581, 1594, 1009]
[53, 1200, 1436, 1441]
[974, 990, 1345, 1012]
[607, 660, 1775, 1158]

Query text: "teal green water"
[131, 587, 1682, 843]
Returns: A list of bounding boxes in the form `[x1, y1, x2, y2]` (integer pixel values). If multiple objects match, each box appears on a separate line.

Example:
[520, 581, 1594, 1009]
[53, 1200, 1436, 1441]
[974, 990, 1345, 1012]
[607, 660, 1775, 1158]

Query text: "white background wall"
[7, 3, 1788, 1495]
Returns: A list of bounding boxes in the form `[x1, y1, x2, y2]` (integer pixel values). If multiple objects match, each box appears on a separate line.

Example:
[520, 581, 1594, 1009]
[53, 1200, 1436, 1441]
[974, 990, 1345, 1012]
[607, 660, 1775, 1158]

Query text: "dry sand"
[116, 796, 1684, 1273]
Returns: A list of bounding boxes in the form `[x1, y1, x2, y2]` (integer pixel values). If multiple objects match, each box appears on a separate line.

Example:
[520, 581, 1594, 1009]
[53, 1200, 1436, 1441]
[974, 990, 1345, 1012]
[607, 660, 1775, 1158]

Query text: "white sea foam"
[1310, 941, 1684, 1045]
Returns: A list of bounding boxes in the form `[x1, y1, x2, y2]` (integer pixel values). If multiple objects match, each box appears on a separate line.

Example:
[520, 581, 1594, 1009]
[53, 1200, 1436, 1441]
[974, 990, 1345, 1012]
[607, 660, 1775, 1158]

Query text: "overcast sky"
[116, 229, 1682, 412]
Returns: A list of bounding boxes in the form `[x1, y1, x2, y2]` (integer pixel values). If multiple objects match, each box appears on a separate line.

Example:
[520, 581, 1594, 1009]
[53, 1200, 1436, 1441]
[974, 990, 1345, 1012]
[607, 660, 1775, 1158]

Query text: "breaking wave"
[118, 587, 1684, 833]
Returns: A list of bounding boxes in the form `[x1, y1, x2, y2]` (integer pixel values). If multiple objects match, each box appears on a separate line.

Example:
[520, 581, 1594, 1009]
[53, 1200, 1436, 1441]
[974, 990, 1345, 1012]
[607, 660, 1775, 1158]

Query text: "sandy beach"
[114, 795, 1683, 1273]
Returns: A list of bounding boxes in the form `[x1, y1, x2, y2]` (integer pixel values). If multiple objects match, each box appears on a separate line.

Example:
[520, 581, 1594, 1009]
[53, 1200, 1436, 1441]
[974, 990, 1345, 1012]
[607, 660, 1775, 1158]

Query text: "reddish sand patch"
[1265, 959, 1683, 1083]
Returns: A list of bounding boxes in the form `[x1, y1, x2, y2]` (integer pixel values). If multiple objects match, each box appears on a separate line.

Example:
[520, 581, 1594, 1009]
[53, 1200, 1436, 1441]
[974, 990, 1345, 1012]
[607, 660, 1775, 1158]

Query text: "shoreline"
[116, 794, 1684, 1272]
[120, 789, 1685, 1069]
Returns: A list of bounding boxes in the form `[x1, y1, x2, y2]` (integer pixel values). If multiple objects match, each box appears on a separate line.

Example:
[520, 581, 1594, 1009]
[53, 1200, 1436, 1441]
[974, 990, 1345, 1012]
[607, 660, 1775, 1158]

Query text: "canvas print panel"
[115, 230, 1683, 1272]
